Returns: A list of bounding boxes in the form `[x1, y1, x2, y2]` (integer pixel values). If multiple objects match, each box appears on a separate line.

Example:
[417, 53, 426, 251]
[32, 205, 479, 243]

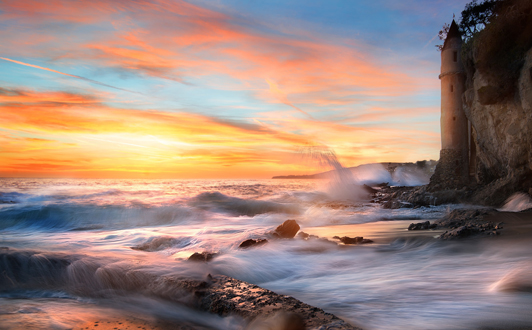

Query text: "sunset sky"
[0, 0, 470, 179]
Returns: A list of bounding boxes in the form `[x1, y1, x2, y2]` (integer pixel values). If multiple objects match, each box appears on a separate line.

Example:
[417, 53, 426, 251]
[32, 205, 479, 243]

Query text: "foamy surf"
[1, 178, 532, 330]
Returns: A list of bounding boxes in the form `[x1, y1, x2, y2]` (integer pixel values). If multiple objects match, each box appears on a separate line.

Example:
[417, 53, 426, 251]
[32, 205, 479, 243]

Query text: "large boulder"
[272, 220, 300, 238]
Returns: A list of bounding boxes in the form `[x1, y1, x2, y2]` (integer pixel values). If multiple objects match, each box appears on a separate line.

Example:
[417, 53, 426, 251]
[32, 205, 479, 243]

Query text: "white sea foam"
[2, 178, 532, 330]
[500, 192, 532, 212]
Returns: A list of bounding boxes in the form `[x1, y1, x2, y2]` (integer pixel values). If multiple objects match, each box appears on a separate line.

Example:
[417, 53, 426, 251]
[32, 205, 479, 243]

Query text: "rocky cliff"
[460, 0, 532, 206]
[427, 0, 532, 206]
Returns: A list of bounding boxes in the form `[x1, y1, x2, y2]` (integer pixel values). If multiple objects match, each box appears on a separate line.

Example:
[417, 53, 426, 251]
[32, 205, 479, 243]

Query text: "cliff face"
[463, 47, 532, 205]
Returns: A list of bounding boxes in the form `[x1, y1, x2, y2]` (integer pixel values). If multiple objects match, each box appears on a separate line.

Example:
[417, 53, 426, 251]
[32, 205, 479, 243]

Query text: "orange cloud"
[0, 1, 443, 178]
[0, 86, 439, 178]
[0, 0, 427, 106]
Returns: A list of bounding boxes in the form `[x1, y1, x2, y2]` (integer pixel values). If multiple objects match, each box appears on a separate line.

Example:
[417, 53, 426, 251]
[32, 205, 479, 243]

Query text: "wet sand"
[302, 219, 445, 244]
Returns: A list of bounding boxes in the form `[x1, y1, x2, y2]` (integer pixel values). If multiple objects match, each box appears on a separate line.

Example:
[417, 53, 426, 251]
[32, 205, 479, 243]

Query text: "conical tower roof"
[443, 20, 462, 50]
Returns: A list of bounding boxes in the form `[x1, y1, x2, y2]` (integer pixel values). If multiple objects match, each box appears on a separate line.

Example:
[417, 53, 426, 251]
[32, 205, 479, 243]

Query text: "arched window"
[451, 84, 454, 92]
[453, 51, 457, 62]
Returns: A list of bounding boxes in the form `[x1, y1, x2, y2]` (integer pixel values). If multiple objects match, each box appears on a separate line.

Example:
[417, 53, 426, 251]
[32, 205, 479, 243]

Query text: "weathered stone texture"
[429, 149, 469, 190]
[463, 48, 532, 205]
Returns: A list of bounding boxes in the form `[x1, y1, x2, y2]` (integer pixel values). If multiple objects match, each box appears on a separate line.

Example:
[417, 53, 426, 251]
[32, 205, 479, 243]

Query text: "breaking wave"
[500, 192, 532, 212]
[189, 191, 300, 216]
[0, 203, 200, 231]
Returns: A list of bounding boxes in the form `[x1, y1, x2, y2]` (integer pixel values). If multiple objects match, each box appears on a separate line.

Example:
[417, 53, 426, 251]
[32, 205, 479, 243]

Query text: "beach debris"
[408, 221, 436, 230]
[272, 219, 300, 238]
[188, 252, 218, 262]
[239, 238, 268, 249]
[333, 236, 373, 245]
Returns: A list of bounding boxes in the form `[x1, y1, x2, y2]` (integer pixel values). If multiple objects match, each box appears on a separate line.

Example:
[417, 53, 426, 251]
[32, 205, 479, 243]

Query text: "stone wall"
[429, 149, 469, 190]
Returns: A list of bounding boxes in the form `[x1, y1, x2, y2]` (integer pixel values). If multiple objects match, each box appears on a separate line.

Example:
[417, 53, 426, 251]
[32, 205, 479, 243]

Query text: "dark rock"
[440, 226, 473, 239]
[297, 231, 310, 239]
[436, 208, 502, 239]
[362, 184, 378, 194]
[239, 239, 268, 249]
[436, 208, 498, 228]
[333, 236, 372, 245]
[184, 274, 361, 329]
[383, 200, 402, 209]
[408, 221, 431, 230]
[273, 219, 300, 238]
[188, 252, 217, 262]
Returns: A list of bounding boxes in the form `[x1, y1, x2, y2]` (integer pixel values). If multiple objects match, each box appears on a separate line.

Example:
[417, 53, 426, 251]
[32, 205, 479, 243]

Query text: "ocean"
[1, 176, 532, 330]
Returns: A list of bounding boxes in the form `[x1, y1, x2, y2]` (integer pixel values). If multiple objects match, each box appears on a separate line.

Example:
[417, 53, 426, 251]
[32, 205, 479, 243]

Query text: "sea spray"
[500, 192, 532, 212]
[298, 145, 368, 200]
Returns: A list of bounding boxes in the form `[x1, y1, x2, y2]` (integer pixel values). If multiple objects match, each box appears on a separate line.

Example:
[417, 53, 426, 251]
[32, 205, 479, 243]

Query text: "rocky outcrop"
[187, 274, 361, 329]
[435, 208, 502, 239]
[462, 47, 532, 206]
[272, 219, 300, 238]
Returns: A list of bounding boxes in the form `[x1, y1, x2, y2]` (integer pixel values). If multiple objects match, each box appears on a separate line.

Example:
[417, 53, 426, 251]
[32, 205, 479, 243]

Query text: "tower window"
[453, 51, 457, 62]
[451, 85, 454, 92]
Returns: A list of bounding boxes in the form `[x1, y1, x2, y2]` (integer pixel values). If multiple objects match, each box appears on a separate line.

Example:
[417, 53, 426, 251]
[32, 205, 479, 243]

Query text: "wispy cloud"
[0, 57, 142, 94]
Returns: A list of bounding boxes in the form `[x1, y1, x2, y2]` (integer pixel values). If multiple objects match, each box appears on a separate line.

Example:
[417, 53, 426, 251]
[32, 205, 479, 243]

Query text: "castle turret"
[430, 20, 470, 189]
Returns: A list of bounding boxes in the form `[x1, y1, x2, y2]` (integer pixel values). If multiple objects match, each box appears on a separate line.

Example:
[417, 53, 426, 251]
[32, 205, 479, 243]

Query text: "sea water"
[1, 178, 532, 330]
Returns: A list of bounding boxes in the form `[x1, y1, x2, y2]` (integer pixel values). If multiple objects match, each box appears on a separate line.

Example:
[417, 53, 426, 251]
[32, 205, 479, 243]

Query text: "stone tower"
[430, 20, 470, 189]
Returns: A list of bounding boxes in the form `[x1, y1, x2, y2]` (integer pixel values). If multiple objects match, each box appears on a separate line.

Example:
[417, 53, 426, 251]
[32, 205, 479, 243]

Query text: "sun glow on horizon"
[0, 0, 467, 178]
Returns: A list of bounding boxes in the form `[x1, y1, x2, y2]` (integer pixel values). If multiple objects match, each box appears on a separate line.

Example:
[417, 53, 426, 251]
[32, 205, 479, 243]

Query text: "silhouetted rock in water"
[272, 219, 300, 238]
[333, 236, 373, 245]
[176, 274, 361, 329]
[239, 238, 268, 249]
[188, 252, 217, 262]
[408, 221, 436, 230]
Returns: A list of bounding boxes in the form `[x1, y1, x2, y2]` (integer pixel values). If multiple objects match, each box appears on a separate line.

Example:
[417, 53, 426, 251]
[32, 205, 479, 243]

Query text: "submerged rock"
[239, 238, 268, 249]
[333, 236, 373, 245]
[272, 219, 300, 238]
[188, 252, 218, 262]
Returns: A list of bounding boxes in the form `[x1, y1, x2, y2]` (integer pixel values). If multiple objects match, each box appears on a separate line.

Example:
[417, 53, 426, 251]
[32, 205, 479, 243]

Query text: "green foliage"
[435, 23, 450, 52]
[436, 0, 499, 51]
[459, 0, 500, 42]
